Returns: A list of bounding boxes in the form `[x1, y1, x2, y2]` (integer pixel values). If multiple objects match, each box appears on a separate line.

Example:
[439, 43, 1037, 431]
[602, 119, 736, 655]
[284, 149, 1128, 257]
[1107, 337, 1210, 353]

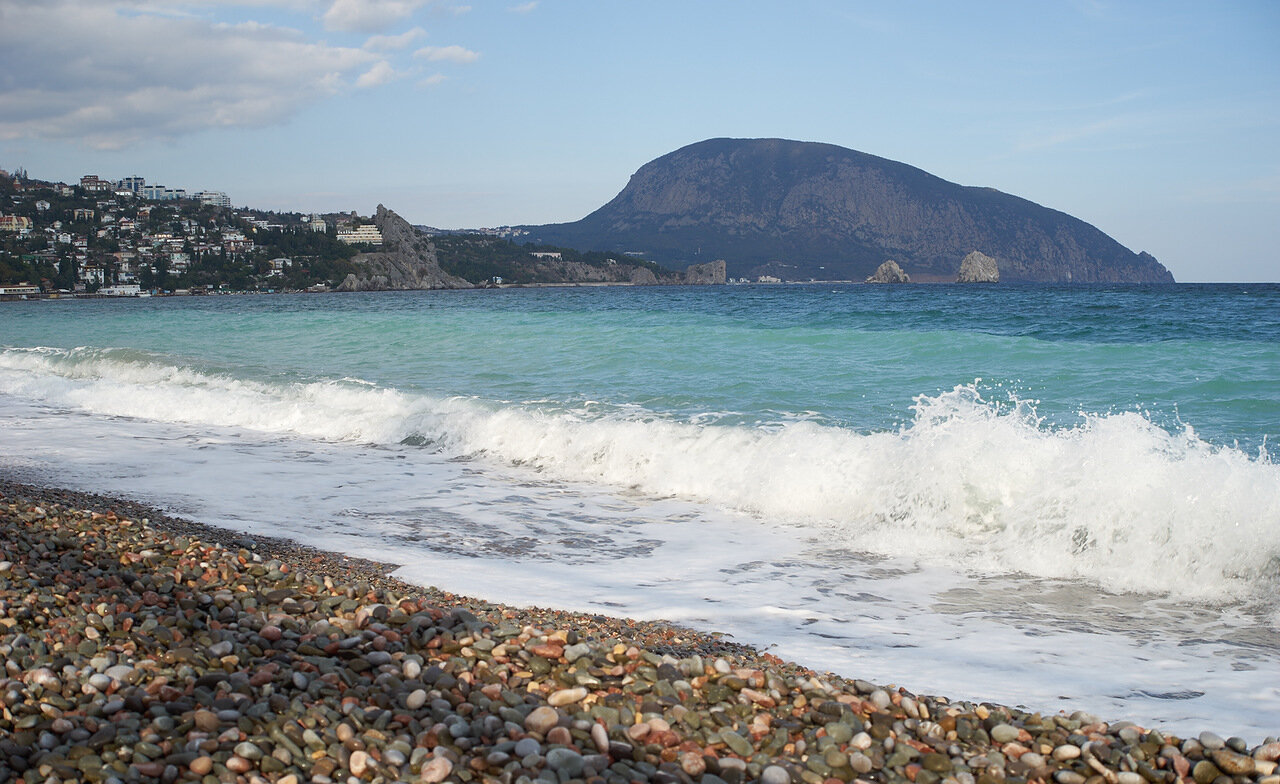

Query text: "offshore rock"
[683, 259, 727, 284]
[866, 260, 911, 284]
[336, 205, 473, 291]
[957, 250, 1000, 283]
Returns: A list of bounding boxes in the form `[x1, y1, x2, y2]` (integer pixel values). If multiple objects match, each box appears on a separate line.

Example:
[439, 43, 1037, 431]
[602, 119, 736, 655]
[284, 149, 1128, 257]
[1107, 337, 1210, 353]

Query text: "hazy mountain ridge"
[523, 138, 1174, 283]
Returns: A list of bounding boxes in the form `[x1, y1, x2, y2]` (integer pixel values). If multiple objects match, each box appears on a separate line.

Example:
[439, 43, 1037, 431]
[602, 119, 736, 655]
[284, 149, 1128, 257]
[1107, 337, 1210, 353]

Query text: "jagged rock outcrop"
[957, 250, 999, 283]
[866, 260, 911, 284]
[335, 205, 472, 291]
[683, 259, 727, 284]
[524, 138, 1175, 283]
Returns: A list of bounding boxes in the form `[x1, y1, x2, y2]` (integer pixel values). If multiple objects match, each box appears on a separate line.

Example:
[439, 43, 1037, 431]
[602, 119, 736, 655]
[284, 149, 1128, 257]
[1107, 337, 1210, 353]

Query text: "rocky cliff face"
[336, 205, 472, 292]
[525, 138, 1174, 283]
[683, 260, 727, 284]
[866, 260, 910, 284]
[957, 251, 999, 283]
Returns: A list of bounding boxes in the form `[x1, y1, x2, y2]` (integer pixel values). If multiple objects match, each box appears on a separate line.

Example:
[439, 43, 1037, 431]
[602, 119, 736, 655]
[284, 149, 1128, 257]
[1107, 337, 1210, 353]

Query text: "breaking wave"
[3, 345, 1277, 603]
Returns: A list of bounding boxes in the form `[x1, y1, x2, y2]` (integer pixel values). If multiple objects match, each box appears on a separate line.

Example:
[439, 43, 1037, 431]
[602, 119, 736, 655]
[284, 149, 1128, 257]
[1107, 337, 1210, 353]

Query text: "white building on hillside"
[337, 225, 383, 244]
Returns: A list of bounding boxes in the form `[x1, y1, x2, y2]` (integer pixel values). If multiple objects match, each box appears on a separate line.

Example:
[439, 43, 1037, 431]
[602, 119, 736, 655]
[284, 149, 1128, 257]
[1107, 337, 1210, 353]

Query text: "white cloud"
[419, 74, 447, 87]
[0, 1, 378, 149]
[322, 0, 428, 32]
[363, 26, 426, 51]
[414, 44, 480, 64]
[356, 60, 400, 88]
[508, 1, 538, 13]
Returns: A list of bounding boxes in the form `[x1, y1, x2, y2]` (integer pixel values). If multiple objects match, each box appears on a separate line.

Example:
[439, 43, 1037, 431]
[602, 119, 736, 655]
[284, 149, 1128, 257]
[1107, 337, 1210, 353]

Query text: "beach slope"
[1, 485, 1275, 784]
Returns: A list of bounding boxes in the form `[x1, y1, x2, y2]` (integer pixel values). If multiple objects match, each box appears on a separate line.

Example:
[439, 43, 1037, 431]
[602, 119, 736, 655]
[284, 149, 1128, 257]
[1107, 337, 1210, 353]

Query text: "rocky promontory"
[336, 205, 473, 292]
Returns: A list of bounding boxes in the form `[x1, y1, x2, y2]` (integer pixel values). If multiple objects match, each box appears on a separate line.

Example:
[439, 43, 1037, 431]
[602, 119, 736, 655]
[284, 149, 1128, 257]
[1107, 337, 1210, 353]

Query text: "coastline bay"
[1, 283, 1278, 742]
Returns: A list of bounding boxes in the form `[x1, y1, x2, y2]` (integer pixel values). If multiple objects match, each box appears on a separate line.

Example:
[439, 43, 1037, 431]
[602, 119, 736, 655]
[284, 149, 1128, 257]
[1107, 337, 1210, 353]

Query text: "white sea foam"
[3, 346, 1278, 604]
[3, 345, 1280, 739]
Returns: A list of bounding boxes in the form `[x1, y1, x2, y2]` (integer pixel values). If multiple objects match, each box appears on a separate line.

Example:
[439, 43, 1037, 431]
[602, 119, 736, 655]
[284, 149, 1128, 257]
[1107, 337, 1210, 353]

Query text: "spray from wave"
[3, 346, 1277, 603]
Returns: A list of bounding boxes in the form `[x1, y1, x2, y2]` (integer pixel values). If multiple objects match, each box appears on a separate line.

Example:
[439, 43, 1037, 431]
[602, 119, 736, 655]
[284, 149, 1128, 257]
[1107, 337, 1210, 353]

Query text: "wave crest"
[3, 346, 1277, 602]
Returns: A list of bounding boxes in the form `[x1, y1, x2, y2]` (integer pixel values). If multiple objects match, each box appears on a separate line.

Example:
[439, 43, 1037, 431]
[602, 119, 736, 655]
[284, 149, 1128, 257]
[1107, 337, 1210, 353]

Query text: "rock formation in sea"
[523, 138, 1175, 283]
[956, 250, 1000, 283]
[336, 205, 472, 291]
[866, 260, 911, 284]
[683, 259, 728, 285]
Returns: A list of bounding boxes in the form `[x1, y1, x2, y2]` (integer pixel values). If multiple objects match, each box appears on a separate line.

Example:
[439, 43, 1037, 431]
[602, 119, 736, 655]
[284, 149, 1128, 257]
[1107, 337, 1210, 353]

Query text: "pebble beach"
[1, 481, 1277, 784]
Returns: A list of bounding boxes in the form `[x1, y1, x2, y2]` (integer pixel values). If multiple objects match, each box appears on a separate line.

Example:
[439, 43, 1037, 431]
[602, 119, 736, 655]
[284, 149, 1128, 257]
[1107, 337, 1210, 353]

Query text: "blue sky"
[1, 1, 1277, 281]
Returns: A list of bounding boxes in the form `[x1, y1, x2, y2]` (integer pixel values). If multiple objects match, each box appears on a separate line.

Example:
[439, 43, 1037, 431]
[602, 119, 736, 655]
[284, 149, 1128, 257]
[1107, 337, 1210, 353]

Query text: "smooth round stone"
[349, 750, 371, 776]
[591, 723, 609, 753]
[1199, 732, 1226, 751]
[545, 748, 584, 777]
[1020, 753, 1046, 768]
[1212, 750, 1255, 776]
[190, 712, 218, 732]
[849, 753, 873, 775]
[403, 660, 421, 679]
[563, 643, 592, 662]
[365, 651, 392, 667]
[761, 764, 791, 784]
[868, 690, 891, 710]
[524, 706, 559, 734]
[1192, 760, 1222, 784]
[233, 742, 263, 761]
[225, 756, 252, 774]
[990, 724, 1020, 744]
[922, 753, 952, 773]
[292, 672, 309, 689]
[1117, 773, 1143, 784]
[546, 726, 572, 746]
[1054, 772, 1087, 784]
[404, 689, 428, 710]
[681, 752, 707, 777]
[1053, 745, 1081, 761]
[88, 674, 113, 692]
[850, 732, 873, 751]
[825, 723, 853, 745]
[384, 749, 406, 766]
[514, 738, 542, 758]
[420, 757, 452, 784]
[548, 687, 587, 707]
[188, 757, 213, 776]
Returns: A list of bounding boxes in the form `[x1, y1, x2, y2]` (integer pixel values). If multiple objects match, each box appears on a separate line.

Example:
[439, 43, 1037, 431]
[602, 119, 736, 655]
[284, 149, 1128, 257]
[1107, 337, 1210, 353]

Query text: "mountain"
[522, 138, 1174, 283]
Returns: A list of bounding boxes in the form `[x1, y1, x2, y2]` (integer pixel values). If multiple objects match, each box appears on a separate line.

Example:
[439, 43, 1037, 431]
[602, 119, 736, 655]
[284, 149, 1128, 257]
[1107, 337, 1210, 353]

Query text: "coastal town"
[0, 169, 380, 298]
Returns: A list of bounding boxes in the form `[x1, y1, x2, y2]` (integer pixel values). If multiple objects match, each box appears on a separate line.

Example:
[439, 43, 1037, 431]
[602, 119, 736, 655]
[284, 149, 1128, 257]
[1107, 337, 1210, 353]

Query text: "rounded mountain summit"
[523, 138, 1173, 283]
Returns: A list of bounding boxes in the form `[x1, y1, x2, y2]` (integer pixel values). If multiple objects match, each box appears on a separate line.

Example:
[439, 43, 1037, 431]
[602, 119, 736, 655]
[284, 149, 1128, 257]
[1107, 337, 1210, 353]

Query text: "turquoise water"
[2, 283, 1279, 737]
[6, 284, 1279, 449]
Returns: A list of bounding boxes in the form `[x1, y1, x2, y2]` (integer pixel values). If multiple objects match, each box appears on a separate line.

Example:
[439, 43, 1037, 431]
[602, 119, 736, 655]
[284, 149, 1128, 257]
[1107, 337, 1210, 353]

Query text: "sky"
[1, 1, 1277, 282]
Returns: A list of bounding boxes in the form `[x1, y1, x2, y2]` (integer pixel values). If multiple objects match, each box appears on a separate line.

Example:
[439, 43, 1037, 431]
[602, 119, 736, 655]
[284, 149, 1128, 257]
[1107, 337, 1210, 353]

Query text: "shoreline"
[1, 480, 1278, 784]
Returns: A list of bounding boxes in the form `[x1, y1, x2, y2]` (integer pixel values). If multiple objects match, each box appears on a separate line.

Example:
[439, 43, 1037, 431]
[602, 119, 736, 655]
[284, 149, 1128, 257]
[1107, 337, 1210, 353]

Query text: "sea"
[1, 283, 1278, 740]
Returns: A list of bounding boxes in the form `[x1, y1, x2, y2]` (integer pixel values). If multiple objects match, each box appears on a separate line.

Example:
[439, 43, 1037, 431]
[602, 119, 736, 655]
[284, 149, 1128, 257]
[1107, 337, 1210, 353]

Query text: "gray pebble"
[762, 764, 791, 784]
[514, 738, 542, 758]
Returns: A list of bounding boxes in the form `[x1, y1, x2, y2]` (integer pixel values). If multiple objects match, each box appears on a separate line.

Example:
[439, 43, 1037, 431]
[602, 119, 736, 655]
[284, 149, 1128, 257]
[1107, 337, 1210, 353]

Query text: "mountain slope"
[523, 138, 1173, 283]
